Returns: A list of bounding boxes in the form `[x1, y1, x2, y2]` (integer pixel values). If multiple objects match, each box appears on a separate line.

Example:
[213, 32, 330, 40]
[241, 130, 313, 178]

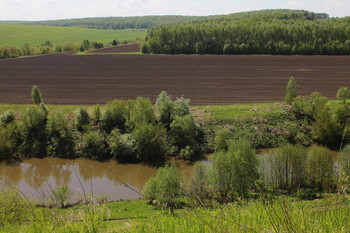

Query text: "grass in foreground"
[0, 24, 146, 47]
[0, 195, 349, 232]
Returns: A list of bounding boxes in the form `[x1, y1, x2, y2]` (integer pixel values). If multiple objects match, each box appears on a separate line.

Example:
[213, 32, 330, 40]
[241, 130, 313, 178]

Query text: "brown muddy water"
[0, 158, 194, 202]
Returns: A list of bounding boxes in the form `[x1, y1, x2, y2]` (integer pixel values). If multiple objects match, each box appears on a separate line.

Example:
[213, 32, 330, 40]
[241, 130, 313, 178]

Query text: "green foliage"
[128, 97, 156, 130]
[93, 105, 101, 125]
[306, 146, 335, 191]
[0, 110, 15, 125]
[143, 163, 182, 205]
[19, 105, 48, 157]
[0, 124, 17, 159]
[76, 108, 90, 132]
[0, 190, 31, 226]
[292, 92, 328, 119]
[187, 161, 211, 204]
[214, 129, 231, 151]
[75, 130, 106, 159]
[132, 123, 167, 162]
[285, 77, 298, 104]
[336, 87, 350, 103]
[312, 107, 341, 147]
[174, 96, 190, 117]
[50, 185, 73, 208]
[144, 10, 350, 55]
[46, 113, 75, 157]
[210, 139, 259, 202]
[170, 115, 203, 158]
[340, 145, 350, 178]
[156, 91, 176, 128]
[101, 100, 128, 133]
[261, 144, 307, 192]
[31, 85, 43, 105]
[107, 129, 137, 162]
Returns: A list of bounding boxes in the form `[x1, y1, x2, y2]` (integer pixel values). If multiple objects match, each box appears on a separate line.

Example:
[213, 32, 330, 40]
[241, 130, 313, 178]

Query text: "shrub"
[93, 105, 101, 126]
[292, 92, 328, 120]
[107, 129, 137, 162]
[285, 76, 298, 104]
[50, 185, 73, 208]
[156, 91, 176, 128]
[187, 161, 211, 204]
[128, 97, 156, 130]
[174, 96, 190, 117]
[209, 139, 259, 202]
[143, 164, 182, 206]
[0, 189, 31, 226]
[0, 124, 17, 159]
[306, 146, 335, 191]
[261, 144, 307, 192]
[133, 123, 167, 162]
[19, 105, 48, 157]
[311, 107, 341, 147]
[31, 85, 43, 105]
[76, 108, 90, 132]
[75, 130, 106, 159]
[214, 128, 231, 152]
[0, 111, 15, 125]
[336, 87, 350, 103]
[340, 145, 350, 177]
[101, 100, 128, 133]
[46, 113, 75, 157]
[170, 115, 203, 158]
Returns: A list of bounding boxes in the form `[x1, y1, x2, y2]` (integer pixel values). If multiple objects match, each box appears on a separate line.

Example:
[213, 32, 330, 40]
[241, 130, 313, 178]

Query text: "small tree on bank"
[285, 76, 298, 104]
[31, 85, 43, 105]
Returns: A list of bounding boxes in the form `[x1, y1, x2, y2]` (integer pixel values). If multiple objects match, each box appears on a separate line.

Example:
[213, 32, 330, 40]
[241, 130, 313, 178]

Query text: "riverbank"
[0, 194, 349, 232]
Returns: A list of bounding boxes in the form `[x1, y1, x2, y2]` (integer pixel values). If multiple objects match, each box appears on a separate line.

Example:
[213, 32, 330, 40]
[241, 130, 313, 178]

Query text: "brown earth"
[0, 53, 349, 105]
[88, 43, 140, 54]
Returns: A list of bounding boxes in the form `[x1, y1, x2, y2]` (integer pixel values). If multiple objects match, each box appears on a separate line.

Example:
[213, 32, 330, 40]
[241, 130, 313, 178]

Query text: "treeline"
[22, 16, 203, 30]
[0, 88, 204, 163]
[0, 39, 134, 59]
[143, 142, 350, 206]
[142, 9, 350, 55]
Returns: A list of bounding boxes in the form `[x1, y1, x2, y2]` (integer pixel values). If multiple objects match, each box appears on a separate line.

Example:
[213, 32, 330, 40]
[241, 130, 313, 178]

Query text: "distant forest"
[7, 16, 204, 30]
[142, 9, 350, 55]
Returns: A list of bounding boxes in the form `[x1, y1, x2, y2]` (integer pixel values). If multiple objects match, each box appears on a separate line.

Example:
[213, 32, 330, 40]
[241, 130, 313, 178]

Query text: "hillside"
[1, 15, 205, 30]
[0, 24, 146, 47]
[142, 9, 350, 55]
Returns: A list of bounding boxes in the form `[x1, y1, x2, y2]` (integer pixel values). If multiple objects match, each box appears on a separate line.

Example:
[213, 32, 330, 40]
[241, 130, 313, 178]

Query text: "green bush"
[31, 85, 43, 105]
[312, 107, 341, 147]
[187, 161, 211, 204]
[306, 146, 335, 191]
[261, 144, 307, 192]
[75, 130, 106, 159]
[143, 164, 182, 206]
[336, 87, 350, 103]
[107, 129, 137, 162]
[93, 105, 101, 126]
[46, 113, 75, 157]
[19, 105, 48, 157]
[209, 139, 259, 202]
[76, 108, 90, 132]
[50, 185, 73, 208]
[285, 76, 298, 104]
[0, 110, 15, 125]
[214, 128, 231, 152]
[0, 189, 32, 226]
[128, 97, 156, 130]
[292, 92, 328, 120]
[101, 100, 129, 133]
[133, 123, 167, 162]
[156, 91, 176, 128]
[0, 124, 17, 159]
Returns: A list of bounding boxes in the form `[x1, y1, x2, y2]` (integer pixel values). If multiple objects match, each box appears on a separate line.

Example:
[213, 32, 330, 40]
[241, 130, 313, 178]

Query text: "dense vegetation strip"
[141, 9, 350, 55]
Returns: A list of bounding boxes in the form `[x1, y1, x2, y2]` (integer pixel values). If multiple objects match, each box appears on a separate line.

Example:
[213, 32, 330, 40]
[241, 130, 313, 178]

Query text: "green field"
[0, 24, 146, 47]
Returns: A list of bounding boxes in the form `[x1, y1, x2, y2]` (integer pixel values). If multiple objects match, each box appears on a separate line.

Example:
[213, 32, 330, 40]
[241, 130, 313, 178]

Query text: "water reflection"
[0, 158, 194, 202]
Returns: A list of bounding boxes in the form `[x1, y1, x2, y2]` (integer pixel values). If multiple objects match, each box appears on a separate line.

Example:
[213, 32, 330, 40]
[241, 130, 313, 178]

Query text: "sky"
[0, 0, 349, 21]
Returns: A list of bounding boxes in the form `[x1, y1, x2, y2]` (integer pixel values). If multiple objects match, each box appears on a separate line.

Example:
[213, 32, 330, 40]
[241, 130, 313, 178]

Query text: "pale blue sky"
[0, 0, 349, 20]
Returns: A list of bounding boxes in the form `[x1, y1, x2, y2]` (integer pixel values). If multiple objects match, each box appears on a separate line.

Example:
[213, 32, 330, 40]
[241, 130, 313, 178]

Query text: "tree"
[285, 76, 298, 104]
[31, 85, 43, 105]
[76, 108, 90, 132]
[336, 87, 350, 103]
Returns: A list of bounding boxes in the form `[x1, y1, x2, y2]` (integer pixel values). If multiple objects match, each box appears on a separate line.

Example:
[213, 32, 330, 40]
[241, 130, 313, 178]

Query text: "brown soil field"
[88, 43, 140, 53]
[0, 53, 349, 105]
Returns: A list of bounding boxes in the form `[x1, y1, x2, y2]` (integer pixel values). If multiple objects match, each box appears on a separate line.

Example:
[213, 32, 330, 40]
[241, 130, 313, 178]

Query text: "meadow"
[0, 24, 146, 47]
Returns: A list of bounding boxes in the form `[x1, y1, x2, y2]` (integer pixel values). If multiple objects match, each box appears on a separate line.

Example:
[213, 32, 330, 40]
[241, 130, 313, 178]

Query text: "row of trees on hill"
[142, 10, 350, 55]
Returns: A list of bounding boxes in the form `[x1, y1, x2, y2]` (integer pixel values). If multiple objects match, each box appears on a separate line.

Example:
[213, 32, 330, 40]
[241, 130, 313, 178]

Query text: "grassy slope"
[0, 24, 146, 47]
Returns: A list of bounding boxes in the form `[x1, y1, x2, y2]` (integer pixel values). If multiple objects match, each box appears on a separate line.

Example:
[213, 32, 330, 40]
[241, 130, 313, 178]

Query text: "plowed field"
[1, 53, 349, 105]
